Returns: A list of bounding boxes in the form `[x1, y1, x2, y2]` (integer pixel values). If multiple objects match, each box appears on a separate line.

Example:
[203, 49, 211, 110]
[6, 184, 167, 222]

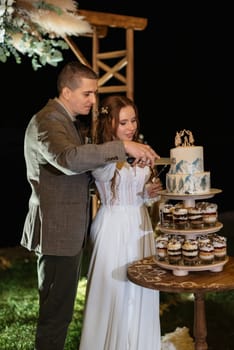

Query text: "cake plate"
[158, 188, 222, 207]
[157, 222, 223, 239]
[154, 256, 229, 276]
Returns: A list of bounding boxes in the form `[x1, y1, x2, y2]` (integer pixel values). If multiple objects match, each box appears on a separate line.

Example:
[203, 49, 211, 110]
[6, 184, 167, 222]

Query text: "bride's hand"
[146, 178, 163, 198]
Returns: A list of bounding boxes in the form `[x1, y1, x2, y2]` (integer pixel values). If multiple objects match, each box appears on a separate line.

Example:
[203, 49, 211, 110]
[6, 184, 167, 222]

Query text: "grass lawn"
[1, 246, 234, 349]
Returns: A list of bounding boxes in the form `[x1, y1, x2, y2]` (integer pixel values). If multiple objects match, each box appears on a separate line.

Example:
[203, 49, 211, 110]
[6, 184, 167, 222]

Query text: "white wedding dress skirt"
[79, 164, 161, 350]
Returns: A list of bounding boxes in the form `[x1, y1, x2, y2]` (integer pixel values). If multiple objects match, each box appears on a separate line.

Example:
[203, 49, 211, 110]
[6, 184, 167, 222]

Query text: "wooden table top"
[127, 255, 234, 293]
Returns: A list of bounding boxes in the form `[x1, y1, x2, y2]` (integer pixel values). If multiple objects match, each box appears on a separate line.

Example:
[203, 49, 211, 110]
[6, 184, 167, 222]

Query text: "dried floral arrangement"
[0, 0, 92, 70]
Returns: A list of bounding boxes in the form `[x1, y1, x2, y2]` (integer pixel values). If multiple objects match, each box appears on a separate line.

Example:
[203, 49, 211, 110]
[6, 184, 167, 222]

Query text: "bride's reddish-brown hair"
[95, 95, 140, 144]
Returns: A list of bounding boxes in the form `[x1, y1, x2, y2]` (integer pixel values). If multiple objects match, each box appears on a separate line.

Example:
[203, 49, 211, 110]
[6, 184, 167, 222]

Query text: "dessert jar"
[188, 207, 204, 229]
[182, 239, 199, 266]
[199, 242, 214, 264]
[155, 239, 168, 260]
[197, 202, 218, 227]
[172, 207, 188, 229]
[167, 238, 182, 264]
[213, 235, 227, 260]
[160, 203, 174, 227]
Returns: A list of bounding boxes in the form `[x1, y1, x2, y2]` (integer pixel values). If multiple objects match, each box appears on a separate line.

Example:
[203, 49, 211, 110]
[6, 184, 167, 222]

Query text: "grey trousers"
[34, 251, 83, 350]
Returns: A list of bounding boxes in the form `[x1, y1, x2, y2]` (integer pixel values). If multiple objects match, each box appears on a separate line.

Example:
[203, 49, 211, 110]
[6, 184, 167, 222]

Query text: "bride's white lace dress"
[79, 163, 161, 350]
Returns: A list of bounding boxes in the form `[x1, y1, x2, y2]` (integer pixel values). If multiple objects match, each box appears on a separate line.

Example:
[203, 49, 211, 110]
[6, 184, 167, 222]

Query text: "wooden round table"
[127, 255, 234, 350]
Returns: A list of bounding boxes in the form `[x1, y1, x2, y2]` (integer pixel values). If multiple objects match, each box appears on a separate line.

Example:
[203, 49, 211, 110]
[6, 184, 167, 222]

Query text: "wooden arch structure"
[64, 10, 148, 217]
[64, 9, 147, 140]
[65, 9, 148, 100]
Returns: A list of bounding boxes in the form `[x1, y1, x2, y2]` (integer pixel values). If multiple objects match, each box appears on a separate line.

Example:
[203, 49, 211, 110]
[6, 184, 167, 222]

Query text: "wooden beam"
[79, 9, 148, 31]
[83, 25, 108, 38]
[63, 36, 92, 67]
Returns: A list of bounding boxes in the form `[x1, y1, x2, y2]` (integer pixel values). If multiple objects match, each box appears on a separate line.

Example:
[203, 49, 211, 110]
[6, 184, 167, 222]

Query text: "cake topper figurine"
[175, 129, 194, 147]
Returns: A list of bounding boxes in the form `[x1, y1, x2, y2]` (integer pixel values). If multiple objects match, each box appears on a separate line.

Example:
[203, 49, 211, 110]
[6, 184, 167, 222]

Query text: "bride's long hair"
[95, 95, 141, 201]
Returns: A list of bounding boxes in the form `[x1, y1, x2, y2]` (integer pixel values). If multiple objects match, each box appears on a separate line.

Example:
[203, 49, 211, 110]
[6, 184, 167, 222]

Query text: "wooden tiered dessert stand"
[155, 188, 228, 276]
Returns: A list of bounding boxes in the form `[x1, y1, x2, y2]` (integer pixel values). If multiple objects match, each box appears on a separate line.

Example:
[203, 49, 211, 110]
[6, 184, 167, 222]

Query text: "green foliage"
[0, 255, 87, 350]
[0, 31, 69, 71]
[0, 0, 71, 70]
[0, 258, 38, 349]
[33, 1, 63, 15]
[0, 39, 21, 64]
[18, 35, 69, 71]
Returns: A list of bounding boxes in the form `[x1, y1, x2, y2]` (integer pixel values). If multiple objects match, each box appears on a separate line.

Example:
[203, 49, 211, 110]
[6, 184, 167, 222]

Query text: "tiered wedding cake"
[166, 129, 210, 194]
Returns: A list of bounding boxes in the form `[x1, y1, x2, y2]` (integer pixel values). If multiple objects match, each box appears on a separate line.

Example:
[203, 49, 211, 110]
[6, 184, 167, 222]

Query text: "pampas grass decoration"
[30, 11, 92, 37]
[16, 0, 92, 37]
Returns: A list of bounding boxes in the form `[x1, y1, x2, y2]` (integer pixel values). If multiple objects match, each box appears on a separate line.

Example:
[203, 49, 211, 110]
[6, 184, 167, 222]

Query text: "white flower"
[6, 5, 14, 16]
[0, 7, 5, 17]
[0, 0, 15, 42]
[0, 27, 5, 43]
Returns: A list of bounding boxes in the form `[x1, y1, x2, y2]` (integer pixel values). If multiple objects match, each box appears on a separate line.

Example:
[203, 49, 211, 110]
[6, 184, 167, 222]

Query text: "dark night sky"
[0, 1, 232, 246]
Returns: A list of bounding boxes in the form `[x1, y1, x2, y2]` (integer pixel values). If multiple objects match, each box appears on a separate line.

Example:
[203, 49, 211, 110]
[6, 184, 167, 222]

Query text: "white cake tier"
[169, 146, 204, 174]
[166, 172, 210, 194]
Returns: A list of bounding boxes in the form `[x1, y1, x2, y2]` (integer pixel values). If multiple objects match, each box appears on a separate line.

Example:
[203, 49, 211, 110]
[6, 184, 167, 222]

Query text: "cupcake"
[182, 239, 199, 266]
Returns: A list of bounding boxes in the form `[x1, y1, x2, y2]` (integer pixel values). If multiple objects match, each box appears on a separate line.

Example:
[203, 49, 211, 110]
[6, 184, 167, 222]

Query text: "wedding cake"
[166, 130, 210, 194]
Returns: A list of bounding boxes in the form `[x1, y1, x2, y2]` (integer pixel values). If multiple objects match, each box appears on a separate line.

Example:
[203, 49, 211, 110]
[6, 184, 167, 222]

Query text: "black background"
[0, 1, 232, 246]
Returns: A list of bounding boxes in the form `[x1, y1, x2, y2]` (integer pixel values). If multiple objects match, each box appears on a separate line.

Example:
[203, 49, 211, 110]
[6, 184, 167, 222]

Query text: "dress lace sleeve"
[92, 163, 116, 182]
